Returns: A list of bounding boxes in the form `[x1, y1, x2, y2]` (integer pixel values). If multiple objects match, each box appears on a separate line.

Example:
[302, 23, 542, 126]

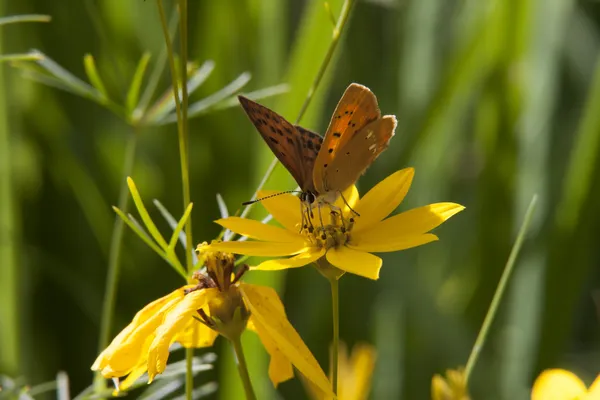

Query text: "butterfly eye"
[306, 193, 316, 204]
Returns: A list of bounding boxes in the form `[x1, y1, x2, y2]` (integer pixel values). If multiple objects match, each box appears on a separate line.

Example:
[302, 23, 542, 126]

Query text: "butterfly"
[238, 83, 397, 216]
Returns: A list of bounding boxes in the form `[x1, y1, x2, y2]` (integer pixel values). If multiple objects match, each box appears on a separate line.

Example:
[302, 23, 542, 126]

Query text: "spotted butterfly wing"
[238, 96, 323, 194]
[313, 83, 388, 194]
[322, 116, 396, 193]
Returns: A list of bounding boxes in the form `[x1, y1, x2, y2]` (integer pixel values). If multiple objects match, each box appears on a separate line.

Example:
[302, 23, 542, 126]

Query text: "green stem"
[239, 0, 355, 219]
[231, 336, 257, 400]
[464, 194, 538, 383]
[0, 20, 20, 376]
[157, 2, 194, 399]
[94, 131, 138, 393]
[177, 0, 193, 274]
[329, 276, 340, 395]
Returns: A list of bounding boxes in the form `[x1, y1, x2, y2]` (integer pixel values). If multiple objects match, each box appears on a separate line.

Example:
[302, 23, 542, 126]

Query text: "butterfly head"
[299, 191, 317, 206]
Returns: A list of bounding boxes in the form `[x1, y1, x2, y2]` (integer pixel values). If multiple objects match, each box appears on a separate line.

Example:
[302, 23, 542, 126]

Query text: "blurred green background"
[1, 0, 599, 399]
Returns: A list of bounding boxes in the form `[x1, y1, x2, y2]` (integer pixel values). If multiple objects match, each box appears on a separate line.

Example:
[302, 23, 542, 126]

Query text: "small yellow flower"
[531, 369, 600, 400]
[92, 246, 333, 397]
[210, 168, 464, 279]
[431, 368, 470, 400]
[311, 342, 377, 400]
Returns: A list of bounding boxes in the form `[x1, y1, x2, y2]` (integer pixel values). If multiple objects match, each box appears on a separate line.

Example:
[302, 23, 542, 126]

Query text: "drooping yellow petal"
[253, 248, 325, 271]
[208, 240, 307, 257]
[259, 190, 303, 232]
[249, 315, 294, 387]
[326, 247, 382, 280]
[175, 318, 219, 348]
[352, 202, 464, 240]
[531, 369, 587, 400]
[92, 289, 184, 377]
[215, 217, 301, 243]
[352, 168, 414, 231]
[117, 360, 148, 392]
[147, 289, 216, 381]
[348, 233, 438, 253]
[240, 283, 334, 397]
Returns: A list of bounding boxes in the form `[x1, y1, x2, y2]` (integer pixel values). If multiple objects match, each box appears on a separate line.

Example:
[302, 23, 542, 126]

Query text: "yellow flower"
[305, 342, 376, 400]
[531, 369, 600, 400]
[210, 168, 464, 280]
[431, 368, 470, 400]
[92, 246, 333, 397]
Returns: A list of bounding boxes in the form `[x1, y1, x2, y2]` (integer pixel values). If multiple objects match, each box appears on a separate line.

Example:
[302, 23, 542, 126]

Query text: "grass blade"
[127, 52, 151, 117]
[83, 54, 109, 102]
[126, 177, 169, 250]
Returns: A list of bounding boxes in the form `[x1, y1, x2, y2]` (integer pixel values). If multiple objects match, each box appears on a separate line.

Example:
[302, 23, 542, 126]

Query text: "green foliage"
[1, 0, 600, 399]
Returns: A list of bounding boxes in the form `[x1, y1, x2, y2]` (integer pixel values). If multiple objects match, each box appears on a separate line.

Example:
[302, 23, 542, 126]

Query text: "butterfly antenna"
[242, 191, 301, 206]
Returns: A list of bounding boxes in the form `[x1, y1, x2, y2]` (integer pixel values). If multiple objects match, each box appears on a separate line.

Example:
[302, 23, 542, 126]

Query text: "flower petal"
[215, 216, 301, 242]
[253, 248, 325, 271]
[175, 318, 219, 348]
[326, 247, 382, 280]
[259, 190, 303, 232]
[208, 240, 307, 257]
[348, 233, 438, 253]
[249, 316, 294, 387]
[92, 288, 185, 377]
[353, 202, 464, 240]
[339, 343, 376, 400]
[352, 168, 414, 231]
[118, 361, 148, 392]
[241, 283, 333, 397]
[531, 369, 588, 400]
[147, 288, 216, 381]
[588, 374, 600, 396]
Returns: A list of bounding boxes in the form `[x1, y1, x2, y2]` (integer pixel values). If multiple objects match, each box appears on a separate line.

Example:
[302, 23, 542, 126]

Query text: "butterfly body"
[239, 83, 396, 213]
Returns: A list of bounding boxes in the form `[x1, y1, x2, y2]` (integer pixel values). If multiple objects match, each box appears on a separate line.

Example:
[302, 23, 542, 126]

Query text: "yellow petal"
[352, 202, 464, 243]
[531, 369, 587, 400]
[241, 284, 333, 397]
[215, 217, 301, 243]
[92, 289, 184, 377]
[175, 318, 219, 348]
[348, 233, 438, 253]
[352, 168, 414, 231]
[431, 374, 452, 400]
[118, 361, 148, 392]
[588, 374, 600, 397]
[258, 190, 303, 232]
[147, 289, 215, 381]
[253, 248, 325, 271]
[208, 240, 307, 257]
[250, 315, 294, 387]
[326, 247, 382, 280]
[346, 343, 376, 400]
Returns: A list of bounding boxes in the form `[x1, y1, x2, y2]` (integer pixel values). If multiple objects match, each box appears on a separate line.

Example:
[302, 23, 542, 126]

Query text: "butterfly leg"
[339, 191, 360, 217]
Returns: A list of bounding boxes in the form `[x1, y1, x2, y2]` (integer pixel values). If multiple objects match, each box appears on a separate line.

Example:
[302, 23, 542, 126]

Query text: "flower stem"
[157, 2, 194, 399]
[329, 276, 340, 395]
[94, 131, 138, 393]
[464, 194, 538, 384]
[231, 336, 257, 400]
[239, 0, 356, 219]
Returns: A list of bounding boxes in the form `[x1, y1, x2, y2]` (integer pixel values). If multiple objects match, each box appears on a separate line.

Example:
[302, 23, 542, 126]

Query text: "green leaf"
[0, 53, 43, 63]
[144, 60, 215, 124]
[153, 199, 198, 265]
[158, 72, 251, 125]
[83, 54, 109, 103]
[168, 202, 193, 252]
[126, 177, 169, 249]
[0, 14, 51, 26]
[127, 52, 151, 118]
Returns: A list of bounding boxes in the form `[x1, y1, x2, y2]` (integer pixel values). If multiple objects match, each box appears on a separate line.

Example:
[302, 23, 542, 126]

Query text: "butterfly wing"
[313, 83, 381, 194]
[320, 116, 397, 193]
[238, 96, 320, 192]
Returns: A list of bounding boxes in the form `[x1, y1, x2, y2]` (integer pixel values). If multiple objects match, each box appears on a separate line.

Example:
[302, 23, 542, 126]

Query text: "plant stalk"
[157, 2, 194, 398]
[329, 276, 340, 395]
[231, 336, 257, 400]
[464, 194, 538, 383]
[94, 131, 138, 393]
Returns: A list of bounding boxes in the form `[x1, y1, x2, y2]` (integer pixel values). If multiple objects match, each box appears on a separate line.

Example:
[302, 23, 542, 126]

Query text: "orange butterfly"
[239, 83, 396, 213]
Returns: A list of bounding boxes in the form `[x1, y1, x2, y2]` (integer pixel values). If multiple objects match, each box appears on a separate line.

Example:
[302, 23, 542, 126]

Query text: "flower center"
[301, 211, 355, 250]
